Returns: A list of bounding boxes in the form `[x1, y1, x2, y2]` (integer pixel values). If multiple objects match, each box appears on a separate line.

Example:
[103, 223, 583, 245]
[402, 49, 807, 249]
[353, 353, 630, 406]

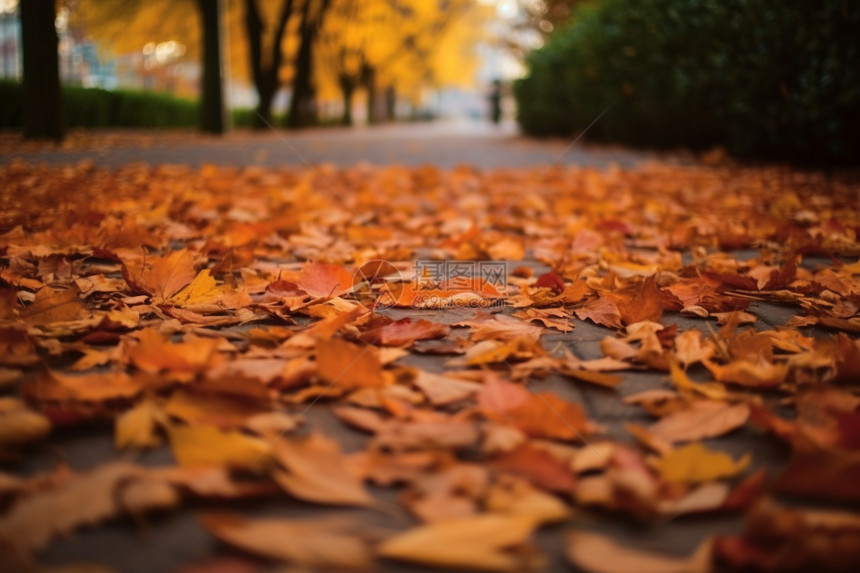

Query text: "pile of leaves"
[0, 159, 859, 572]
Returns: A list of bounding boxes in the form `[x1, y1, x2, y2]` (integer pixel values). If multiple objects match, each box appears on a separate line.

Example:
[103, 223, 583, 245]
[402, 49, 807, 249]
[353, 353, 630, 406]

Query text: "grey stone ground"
[1, 119, 654, 170]
[2, 121, 843, 573]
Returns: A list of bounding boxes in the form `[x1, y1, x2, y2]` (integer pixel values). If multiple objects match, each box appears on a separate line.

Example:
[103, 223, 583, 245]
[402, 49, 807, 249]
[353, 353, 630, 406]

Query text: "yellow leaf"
[0, 398, 51, 447]
[465, 340, 520, 365]
[842, 258, 860, 274]
[169, 269, 232, 306]
[378, 513, 544, 572]
[122, 249, 198, 300]
[484, 477, 571, 524]
[164, 388, 268, 429]
[115, 398, 165, 450]
[654, 442, 751, 484]
[168, 425, 273, 470]
[668, 359, 727, 400]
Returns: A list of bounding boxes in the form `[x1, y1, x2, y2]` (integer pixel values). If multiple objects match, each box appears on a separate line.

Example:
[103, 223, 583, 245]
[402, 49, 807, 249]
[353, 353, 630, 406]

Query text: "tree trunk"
[244, 0, 295, 129]
[197, 0, 227, 134]
[244, 0, 267, 127]
[20, 0, 64, 141]
[363, 64, 376, 125]
[287, 0, 330, 128]
[287, 15, 314, 128]
[339, 76, 354, 126]
[385, 86, 396, 122]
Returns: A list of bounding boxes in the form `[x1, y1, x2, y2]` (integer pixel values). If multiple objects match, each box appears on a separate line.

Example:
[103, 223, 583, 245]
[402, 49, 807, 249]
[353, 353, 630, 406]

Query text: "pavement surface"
[2, 121, 851, 573]
[0, 119, 656, 170]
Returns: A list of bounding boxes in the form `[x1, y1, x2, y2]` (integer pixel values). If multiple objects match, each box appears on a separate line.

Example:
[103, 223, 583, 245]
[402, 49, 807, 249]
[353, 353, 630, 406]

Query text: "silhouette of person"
[489, 79, 502, 124]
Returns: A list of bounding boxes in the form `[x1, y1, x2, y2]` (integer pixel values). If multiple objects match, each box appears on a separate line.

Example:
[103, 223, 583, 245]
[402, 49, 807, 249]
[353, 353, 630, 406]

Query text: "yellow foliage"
[655, 442, 751, 484]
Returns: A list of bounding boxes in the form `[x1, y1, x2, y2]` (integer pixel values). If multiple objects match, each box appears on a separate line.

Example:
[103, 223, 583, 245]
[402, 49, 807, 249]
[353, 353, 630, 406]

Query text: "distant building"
[0, 8, 20, 80]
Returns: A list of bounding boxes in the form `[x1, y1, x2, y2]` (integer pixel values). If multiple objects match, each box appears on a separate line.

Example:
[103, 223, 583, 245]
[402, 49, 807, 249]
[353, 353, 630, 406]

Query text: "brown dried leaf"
[566, 531, 712, 573]
[0, 463, 177, 554]
[649, 401, 749, 443]
[272, 433, 371, 506]
[200, 512, 372, 569]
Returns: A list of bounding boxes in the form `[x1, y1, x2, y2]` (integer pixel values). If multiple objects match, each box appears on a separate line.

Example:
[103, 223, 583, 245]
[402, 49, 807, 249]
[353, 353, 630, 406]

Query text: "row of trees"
[21, 0, 479, 140]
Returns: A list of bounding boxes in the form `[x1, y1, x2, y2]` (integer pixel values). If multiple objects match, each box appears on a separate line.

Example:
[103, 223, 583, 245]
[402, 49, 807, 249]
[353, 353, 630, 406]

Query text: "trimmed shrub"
[0, 81, 198, 129]
[514, 0, 860, 164]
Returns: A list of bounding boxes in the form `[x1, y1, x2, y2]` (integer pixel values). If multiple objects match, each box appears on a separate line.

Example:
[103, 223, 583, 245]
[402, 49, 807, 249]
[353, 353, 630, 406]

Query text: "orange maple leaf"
[121, 249, 198, 300]
[297, 262, 354, 298]
[479, 375, 589, 441]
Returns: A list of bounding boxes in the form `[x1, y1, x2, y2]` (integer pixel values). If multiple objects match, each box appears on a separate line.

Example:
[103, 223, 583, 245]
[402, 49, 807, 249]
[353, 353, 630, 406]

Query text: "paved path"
[4, 123, 817, 573]
[1, 119, 654, 169]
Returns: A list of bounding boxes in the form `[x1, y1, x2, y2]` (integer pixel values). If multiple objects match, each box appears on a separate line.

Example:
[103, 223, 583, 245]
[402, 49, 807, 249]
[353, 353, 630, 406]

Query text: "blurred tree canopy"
[515, 0, 860, 165]
[316, 0, 476, 126]
[75, 0, 481, 129]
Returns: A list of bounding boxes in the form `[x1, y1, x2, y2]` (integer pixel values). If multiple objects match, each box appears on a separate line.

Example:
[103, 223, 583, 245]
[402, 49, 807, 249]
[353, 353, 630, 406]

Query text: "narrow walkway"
[1, 119, 653, 169]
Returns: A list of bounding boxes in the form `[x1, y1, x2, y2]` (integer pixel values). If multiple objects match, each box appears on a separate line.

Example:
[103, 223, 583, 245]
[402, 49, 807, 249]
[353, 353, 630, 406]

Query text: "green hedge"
[0, 80, 200, 128]
[514, 0, 860, 164]
[0, 81, 285, 130]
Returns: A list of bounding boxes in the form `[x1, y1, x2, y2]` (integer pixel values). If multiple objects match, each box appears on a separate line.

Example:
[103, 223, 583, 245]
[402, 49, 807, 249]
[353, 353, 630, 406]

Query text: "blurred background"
[1, 0, 858, 164]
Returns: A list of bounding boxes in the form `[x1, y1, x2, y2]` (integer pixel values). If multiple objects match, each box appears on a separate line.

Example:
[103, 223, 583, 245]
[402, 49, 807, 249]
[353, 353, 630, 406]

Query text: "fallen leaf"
[200, 512, 372, 569]
[378, 513, 544, 572]
[115, 397, 165, 449]
[484, 475, 570, 523]
[20, 286, 87, 326]
[371, 415, 481, 451]
[122, 249, 198, 300]
[168, 425, 273, 470]
[704, 358, 788, 388]
[0, 398, 51, 447]
[359, 317, 450, 346]
[669, 359, 728, 400]
[479, 375, 590, 441]
[462, 314, 544, 342]
[490, 443, 577, 493]
[0, 463, 177, 554]
[715, 499, 860, 571]
[316, 337, 386, 389]
[411, 369, 482, 405]
[272, 433, 371, 506]
[164, 388, 270, 429]
[169, 268, 247, 307]
[33, 370, 142, 402]
[575, 296, 623, 329]
[673, 329, 715, 367]
[125, 329, 221, 380]
[566, 530, 712, 573]
[297, 261, 354, 298]
[615, 276, 664, 325]
[654, 442, 751, 484]
[773, 431, 860, 500]
[649, 401, 749, 443]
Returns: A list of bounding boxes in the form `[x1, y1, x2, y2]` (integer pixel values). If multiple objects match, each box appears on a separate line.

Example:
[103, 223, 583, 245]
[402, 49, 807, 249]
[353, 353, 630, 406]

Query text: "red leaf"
[360, 317, 450, 346]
